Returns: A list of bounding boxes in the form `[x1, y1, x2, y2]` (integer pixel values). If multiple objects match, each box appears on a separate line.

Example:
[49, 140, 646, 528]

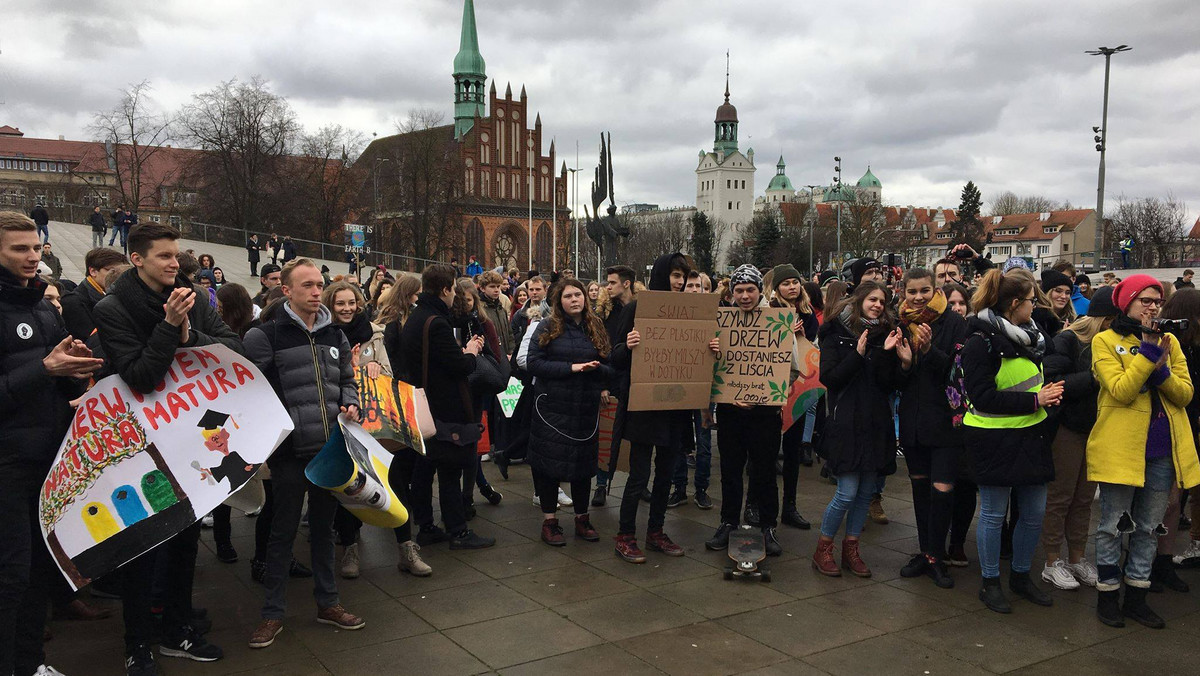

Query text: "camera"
[1151, 318, 1189, 334]
[953, 248, 974, 260]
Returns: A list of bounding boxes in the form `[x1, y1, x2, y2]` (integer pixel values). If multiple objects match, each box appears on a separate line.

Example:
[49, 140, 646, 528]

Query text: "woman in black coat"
[813, 281, 911, 578]
[526, 278, 614, 547]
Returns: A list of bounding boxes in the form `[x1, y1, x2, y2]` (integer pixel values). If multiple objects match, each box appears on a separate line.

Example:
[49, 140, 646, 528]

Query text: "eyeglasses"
[1020, 296, 1037, 305]
[1136, 297, 1164, 307]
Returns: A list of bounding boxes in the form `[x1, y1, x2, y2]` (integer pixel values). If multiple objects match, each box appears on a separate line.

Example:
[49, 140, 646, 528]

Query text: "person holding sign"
[811, 281, 911, 579]
[0, 211, 98, 676]
[525, 279, 613, 546]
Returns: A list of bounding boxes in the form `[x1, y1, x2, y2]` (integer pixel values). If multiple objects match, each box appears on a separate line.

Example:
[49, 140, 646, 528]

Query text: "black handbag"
[422, 317, 483, 463]
[468, 343, 510, 396]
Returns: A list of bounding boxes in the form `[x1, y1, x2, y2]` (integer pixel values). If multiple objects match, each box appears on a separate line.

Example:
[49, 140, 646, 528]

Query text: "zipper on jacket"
[309, 334, 329, 438]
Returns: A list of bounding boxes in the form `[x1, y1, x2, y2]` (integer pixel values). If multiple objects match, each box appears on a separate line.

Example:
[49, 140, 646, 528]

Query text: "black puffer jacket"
[818, 318, 904, 475]
[244, 303, 356, 458]
[898, 309, 968, 449]
[610, 253, 693, 448]
[0, 270, 85, 471]
[1044, 330, 1099, 434]
[526, 319, 613, 480]
[960, 316, 1054, 486]
[61, 278, 105, 341]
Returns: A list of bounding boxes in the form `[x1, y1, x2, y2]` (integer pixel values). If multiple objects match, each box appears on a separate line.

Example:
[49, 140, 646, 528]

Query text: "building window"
[54, 191, 65, 207]
[728, 201, 733, 210]
[481, 171, 489, 197]
[465, 219, 485, 260]
[170, 215, 181, 228]
[498, 173, 505, 198]
[1063, 244, 1069, 252]
[39, 162, 47, 172]
[150, 215, 161, 223]
[535, 222, 552, 269]
[727, 180, 731, 189]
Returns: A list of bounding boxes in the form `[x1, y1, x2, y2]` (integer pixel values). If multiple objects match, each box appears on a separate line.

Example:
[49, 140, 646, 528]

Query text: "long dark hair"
[803, 281, 824, 313]
[1161, 287, 1200, 346]
[828, 280, 893, 336]
[215, 283, 254, 337]
[539, 278, 610, 358]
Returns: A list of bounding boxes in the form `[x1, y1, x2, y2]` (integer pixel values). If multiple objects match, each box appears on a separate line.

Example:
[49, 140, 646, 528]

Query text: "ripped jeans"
[1095, 455, 1174, 590]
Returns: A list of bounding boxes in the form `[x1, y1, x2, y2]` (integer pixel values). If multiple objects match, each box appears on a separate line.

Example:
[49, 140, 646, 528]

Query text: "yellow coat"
[1086, 329, 1200, 488]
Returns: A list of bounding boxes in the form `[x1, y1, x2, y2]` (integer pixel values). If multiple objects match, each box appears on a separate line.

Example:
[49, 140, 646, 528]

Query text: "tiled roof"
[0, 125, 24, 136]
[1188, 216, 1200, 240]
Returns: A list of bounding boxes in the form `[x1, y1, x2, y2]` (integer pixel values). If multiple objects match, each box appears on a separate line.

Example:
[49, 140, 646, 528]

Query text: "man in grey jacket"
[242, 258, 365, 650]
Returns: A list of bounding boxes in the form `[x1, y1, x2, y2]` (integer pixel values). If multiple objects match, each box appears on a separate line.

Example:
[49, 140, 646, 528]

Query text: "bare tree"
[617, 209, 691, 280]
[1109, 194, 1189, 267]
[288, 125, 368, 242]
[989, 191, 1066, 216]
[87, 80, 173, 211]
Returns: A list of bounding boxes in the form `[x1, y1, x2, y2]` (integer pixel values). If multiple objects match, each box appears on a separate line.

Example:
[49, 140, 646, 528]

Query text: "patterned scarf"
[977, 307, 1046, 359]
[898, 289, 947, 342]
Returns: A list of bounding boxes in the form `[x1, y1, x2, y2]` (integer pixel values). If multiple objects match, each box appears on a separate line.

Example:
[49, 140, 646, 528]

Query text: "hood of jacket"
[647, 253, 691, 292]
[282, 302, 333, 334]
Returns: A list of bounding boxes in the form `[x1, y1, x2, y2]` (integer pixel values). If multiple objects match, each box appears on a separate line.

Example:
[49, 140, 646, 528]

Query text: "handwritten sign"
[712, 307, 795, 405]
[40, 345, 292, 590]
[782, 337, 826, 432]
[496, 377, 524, 418]
[306, 415, 408, 529]
[628, 291, 719, 411]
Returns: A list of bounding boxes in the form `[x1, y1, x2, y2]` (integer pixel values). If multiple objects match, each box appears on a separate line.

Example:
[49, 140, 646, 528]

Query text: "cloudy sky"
[3, 0, 1197, 220]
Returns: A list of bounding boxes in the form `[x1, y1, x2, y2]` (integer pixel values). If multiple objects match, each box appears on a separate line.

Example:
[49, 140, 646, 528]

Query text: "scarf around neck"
[977, 307, 1046, 359]
[898, 289, 947, 342]
[838, 303, 883, 339]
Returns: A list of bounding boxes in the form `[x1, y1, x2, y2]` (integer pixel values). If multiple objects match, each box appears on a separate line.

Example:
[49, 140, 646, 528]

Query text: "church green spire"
[454, 0, 487, 140]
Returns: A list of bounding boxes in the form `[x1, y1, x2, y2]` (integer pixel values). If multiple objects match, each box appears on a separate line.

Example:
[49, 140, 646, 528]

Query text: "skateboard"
[724, 525, 770, 582]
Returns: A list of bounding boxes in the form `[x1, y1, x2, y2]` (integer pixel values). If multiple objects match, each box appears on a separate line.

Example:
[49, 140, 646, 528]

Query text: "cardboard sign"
[597, 399, 631, 475]
[712, 307, 796, 406]
[628, 291, 719, 411]
[782, 337, 826, 433]
[306, 415, 408, 529]
[40, 345, 293, 590]
[496, 377, 523, 418]
[356, 366, 430, 455]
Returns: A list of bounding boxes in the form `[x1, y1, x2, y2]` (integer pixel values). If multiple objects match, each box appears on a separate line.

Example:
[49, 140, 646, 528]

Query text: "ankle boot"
[1122, 585, 1166, 629]
[574, 514, 600, 542]
[841, 539, 871, 577]
[781, 503, 811, 530]
[1009, 570, 1053, 606]
[979, 577, 1011, 614]
[1096, 589, 1125, 628]
[1151, 554, 1191, 593]
[541, 518, 566, 547]
[812, 539, 841, 577]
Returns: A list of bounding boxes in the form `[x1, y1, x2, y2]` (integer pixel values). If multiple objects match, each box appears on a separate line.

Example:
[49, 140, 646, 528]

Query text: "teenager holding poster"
[769, 264, 818, 531]
[93, 222, 241, 673]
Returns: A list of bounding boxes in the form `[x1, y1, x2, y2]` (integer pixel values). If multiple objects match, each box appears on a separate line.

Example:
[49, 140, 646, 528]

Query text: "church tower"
[713, 66, 739, 157]
[695, 52, 755, 270]
[453, 0, 487, 140]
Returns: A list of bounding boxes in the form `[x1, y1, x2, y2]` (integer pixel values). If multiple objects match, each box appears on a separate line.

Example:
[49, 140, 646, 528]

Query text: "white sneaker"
[1068, 559, 1098, 587]
[1041, 560, 1080, 590]
[480, 453, 491, 462]
[35, 666, 67, 676]
[532, 493, 541, 507]
[201, 514, 214, 528]
[1173, 539, 1200, 567]
[557, 487, 573, 507]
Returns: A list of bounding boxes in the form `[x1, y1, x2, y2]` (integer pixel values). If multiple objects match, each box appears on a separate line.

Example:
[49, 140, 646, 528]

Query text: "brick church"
[361, 0, 569, 273]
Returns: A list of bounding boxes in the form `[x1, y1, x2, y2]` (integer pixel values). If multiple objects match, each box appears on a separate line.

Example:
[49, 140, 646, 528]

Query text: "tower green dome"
[824, 183, 856, 202]
[767, 155, 793, 191]
[453, 0, 486, 76]
[856, 166, 881, 189]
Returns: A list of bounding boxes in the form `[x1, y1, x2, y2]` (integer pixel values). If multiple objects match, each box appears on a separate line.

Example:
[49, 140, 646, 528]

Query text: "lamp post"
[372, 157, 390, 214]
[833, 156, 843, 268]
[1086, 44, 1131, 270]
[527, 161, 533, 271]
[804, 184, 820, 275]
[567, 165, 579, 274]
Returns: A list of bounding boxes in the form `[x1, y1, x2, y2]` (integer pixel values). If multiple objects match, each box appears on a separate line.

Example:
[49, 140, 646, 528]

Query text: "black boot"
[979, 577, 1011, 614]
[1151, 554, 1191, 593]
[1096, 589, 1125, 628]
[781, 503, 811, 530]
[591, 484, 607, 507]
[924, 555, 955, 589]
[1009, 570, 1053, 606]
[744, 503, 761, 528]
[799, 442, 814, 467]
[1122, 585, 1166, 629]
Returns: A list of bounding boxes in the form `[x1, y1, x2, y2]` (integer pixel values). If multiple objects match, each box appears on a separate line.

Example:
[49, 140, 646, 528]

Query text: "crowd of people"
[4, 210, 1200, 676]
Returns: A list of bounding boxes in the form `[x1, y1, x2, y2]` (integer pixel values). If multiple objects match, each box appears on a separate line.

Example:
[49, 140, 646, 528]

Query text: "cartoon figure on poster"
[39, 345, 293, 590]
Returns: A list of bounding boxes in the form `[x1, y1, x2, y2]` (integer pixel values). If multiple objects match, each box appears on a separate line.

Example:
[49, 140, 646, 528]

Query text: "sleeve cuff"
[1148, 365, 1170, 387]
[1139, 341, 1164, 363]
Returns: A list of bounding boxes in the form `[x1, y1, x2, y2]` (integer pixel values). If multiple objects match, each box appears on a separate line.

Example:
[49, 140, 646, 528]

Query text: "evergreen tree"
[751, 210, 781, 270]
[690, 210, 715, 275]
[950, 181, 985, 250]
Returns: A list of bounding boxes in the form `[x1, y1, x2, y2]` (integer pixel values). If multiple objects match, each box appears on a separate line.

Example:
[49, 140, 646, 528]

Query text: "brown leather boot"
[812, 538, 841, 577]
[541, 518, 566, 547]
[574, 514, 600, 542]
[841, 538, 872, 578]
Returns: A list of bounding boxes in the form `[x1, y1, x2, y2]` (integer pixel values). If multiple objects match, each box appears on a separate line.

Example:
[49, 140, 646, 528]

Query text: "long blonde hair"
[1065, 315, 1113, 344]
[377, 275, 421, 326]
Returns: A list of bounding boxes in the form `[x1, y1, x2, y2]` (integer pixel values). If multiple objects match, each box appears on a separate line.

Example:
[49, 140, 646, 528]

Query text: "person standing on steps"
[810, 281, 910, 579]
[525, 278, 613, 547]
[895, 268, 969, 589]
[1087, 274, 1199, 629]
[960, 269, 1061, 615]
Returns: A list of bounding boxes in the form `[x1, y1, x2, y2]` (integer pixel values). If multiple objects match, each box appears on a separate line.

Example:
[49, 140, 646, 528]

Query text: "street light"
[833, 156, 843, 268]
[1086, 44, 1131, 270]
[804, 184, 820, 275]
[372, 157, 390, 214]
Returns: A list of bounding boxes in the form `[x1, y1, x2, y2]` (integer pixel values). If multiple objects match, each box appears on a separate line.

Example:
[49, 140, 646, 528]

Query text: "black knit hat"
[1086, 285, 1119, 317]
[849, 258, 880, 287]
[1040, 269, 1072, 293]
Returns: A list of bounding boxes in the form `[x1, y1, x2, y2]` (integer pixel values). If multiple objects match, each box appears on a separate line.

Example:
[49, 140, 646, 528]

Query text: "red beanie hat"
[1113, 274, 1163, 312]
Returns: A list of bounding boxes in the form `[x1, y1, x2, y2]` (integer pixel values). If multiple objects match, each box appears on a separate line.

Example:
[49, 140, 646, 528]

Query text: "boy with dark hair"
[60, 247, 127, 341]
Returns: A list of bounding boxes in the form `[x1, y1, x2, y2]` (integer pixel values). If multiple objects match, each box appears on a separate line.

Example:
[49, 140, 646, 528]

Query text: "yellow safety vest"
[963, 356, 1046, 429]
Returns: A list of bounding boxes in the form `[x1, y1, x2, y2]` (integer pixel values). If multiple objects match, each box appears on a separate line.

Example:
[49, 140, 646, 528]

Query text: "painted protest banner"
[343, 223, 372, 255]
[628, 291, 719, 411]
[597, 399, 631, 474]
[355, 366, 430, 455]
[40, 345, 292, 590]
[306, 415, 408, 529]
[712, 307, 796, 406]
[496, 377, 524, 418]
[781, 337, 826, 433]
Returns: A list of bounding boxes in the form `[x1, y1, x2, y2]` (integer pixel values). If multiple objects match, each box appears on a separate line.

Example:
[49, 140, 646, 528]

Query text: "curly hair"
[539, 278, 610, 358]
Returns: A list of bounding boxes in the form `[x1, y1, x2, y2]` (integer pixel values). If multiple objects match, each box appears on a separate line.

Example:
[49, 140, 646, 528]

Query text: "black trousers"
[119, 521, 201, 653]
[780, 421, 804, 507]
[253, 479, 275, 563]
[532, 468, 590, 515]
[211, 503, 232, 549]
[619, 442, 680, 535]
[414, 442, 470, 535]
[389, 449, 418, 543]
[717, 404, 781, 529]
[0, 468, 52, 676]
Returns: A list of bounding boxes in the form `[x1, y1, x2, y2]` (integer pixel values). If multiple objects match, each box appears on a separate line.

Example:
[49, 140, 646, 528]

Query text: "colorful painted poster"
[781, 337, 826, 433]
[597, 399, 631, 475]
[628, 291, 719, 411]
[355, 366, 429, 455]
[496, 377, 523, 418]
[40, 345, 292, 590]
[712, 307, 796, 406]
[306, 415, 408, 529]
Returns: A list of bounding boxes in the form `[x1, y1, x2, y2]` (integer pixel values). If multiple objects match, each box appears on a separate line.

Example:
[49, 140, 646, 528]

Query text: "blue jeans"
[1095, 455, 1174, 590]
[820, 471, 877, 538]
[673, 410, 712, 492]
[977, 484, 1047, 578]
[35, 223, 49, 244]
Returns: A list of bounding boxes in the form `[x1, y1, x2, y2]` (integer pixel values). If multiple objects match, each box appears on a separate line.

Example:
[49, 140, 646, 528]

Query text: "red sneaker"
[614, 534, 647, 563]
[645, 530, 684, 557]
[541, 518, 566, 547]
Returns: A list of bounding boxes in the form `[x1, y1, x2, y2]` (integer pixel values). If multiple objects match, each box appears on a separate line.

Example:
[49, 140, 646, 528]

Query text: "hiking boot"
[54, 598, 113, 621]
[397, 541, 432, 577]
[1122, 585, 1165, 629]
[591, 485, 607, 507]
[1151, 554, 1190, 592]
[289, 558, 312, 578]
[317, 604, 365, 630]
[250, 558, 266, 583]
[763, 527, 783, 557]
[160, 626, 223, 662]
[946, 543, 969, 567]
[481, 485, 503, 506]
[781, 503, 811, 530]
[339, 543, 360, 579]
[216, 543, 238, 564]
[979, 577, 1011, 614]
[841, 539, 871, 577]
[693, 489, 713, 510]
[125, 644, 158, 675]
[541, 518, 567, 547]
[705, 523, 735, 551]
[1009, 570, 1053, 606]
[812, 538, 840, 577]
[666, 489, 687, 508]
[744, 503, 761, 527]
[900, 553, 928, 578]
[646, 530, 684, 556]
[925, 555, 954, 589]
[614, 534, 647, 563]
[574, 514, 600, 542]
[449, 529, 496, 550]
[868, 495, 888, 524]
[416, 524, 449, 546]
[1097, 589, 1125, 628]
